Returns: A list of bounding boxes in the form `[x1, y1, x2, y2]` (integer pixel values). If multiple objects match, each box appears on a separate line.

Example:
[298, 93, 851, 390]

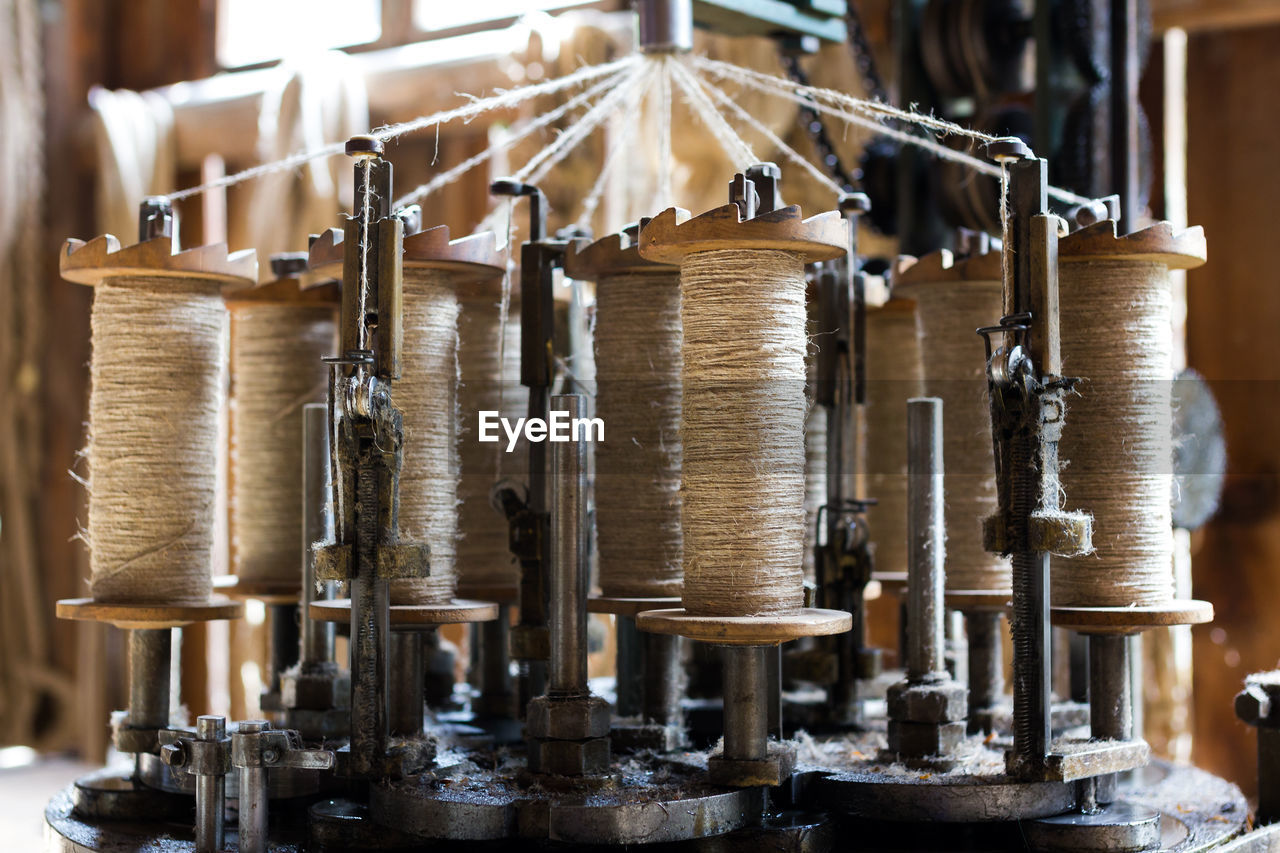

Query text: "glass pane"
[217, 0, 382, 68]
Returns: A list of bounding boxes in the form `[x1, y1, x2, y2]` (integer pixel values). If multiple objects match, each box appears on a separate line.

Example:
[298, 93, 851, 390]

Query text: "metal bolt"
[262, 749, 279, 765]
[269, 252, 309, 279]
[986, 136, 1031, 163]
[160, 742, 187, 768]
[1237, 684, 1275, 725]
[838, 191, 872, 216]
[345, 134, 384, 158]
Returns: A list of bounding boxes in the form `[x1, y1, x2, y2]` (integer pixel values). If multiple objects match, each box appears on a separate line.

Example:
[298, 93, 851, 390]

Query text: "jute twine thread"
[863, 299, 924, 576]
[680, 249, 807, 617]
[593, 271, 683, 599]
[456, 283, 520, 588]
[86, 278, 225, 604]
[393, 268, 460, 605]
[802, 299, 826, 583]
[909, 277, 1010, 593]
[1055, 258, 1175, 607]
[229, 304, 334, 585]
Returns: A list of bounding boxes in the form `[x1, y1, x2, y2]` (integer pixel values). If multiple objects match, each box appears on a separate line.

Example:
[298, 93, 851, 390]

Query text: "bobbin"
[1050, 219, 1212, 635]
[565, 226, 687, 750]
[220, 256, 340, 605]
[58, 210, 255, 766]
[311, 221, 503, 742]
[636, 197, 851, 785]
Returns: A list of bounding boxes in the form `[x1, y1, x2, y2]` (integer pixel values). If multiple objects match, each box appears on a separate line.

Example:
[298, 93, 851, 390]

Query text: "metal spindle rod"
[1089, 634, 1132, 742]
[643, 633, 684, 726]
[301, 403, 334, 666]
[268, 603, 299, 689]
[616, 617, 644, 717]
[549, 394, 589, 696]
[389, 631, 426, 736]
[637, 0, 693, 53]
[237, 720, 270, 853]
[350, 466, 390, 774]
[194, 715, 224, 853]
[906, 398, 946, 681]
[129, 628, 171, 730]
[722, 646, 769, 762]
[477, 604, 513, 716]
[966, 611, 1004, 732]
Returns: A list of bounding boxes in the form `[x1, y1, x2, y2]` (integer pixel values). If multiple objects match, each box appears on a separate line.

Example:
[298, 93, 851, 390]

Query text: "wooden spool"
[634, 204, 851, 647]
[220, 266, 339, 603]
[308, 224, 503, 625]
[1049, 219, 1212, 635]
[57, 234, 254, 629]
[564, 230, 684, 603]
[893, 248, 1012, 599]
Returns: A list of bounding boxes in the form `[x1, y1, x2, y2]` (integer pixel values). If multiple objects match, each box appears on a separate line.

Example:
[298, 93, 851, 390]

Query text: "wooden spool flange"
[56, 597, 244, 630]
[1057, 220, 1207, 269]
[222, 274, 340, 306]
[589, 596, 682, 617]
[635, 608, 851, 647]
[637, 204, 848, 266]
[873, 572, 909, 596]
[892, 246, 1002, 290]
[61, 234, 259, 288]
[214, 576, 300, 605]
[945, 590, 1013, 613]
[563, 229, 675, 280]
[1050, 599, 1214, 635]
[309, 598, 499, 627]
[308, 224, 505, 283]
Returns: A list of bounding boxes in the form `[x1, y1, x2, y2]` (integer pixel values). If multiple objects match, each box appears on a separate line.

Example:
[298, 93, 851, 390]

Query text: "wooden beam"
[1153, 0, 1280, 33]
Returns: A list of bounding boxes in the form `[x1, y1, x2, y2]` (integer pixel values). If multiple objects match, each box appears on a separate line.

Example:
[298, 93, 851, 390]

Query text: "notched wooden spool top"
[633, 204, 849, 644]
[58, 234, 254, 628]
[1051, 219, 1209, 633]
[308, 223, 505, 284]
[222, 269, 340, 306]
[309, 598, 499, 626]
[562, 229, 676, 280]
[636, 204, 848, 265]
[61, 234, 259, 288]
[891, 246, 1002, 289]
[1057, 219, 1206, 268]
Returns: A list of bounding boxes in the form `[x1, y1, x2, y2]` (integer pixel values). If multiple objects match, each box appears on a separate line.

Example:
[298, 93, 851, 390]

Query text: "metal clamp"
[159, 715, 230, 853]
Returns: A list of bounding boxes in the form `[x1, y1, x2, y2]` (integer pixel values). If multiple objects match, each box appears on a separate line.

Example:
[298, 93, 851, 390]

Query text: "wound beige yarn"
[393, 268, 460, 605]
[229, 304, 334, 585]
[87, 278, 225, 604]
[680, 248, 807, 617]
[864, 299, 923, 576]
[456, 284, 520, 588]
[803, 303, 826, 583]
[1055, 258, 1175, 607]
[593, 271, 683, 599]
[907, 277, 1010, 592]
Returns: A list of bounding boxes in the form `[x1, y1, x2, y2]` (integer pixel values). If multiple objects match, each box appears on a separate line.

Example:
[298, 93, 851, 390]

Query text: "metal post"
[637, 0, 693, 53]
[477, 604, 513, 716]
[643, 632, 684, 726]
[1110, 0, 1140, 233]
[549, 393, 588, 696]
[616, 616, 643, 717]
[389, 631, 425, 736]
[194, 715, 225, 853]
[237, 720, 270, 853]
[349, 465, 390, 774]
[722, 646, 768, 762]
[129, 628, 171, 730]
[966, 611, 1004, 732]
[1089, 633, 1131, 804]
[906, 398, 945, 681]
[268, 603, 299, 690]
[301, 403, 334, 666]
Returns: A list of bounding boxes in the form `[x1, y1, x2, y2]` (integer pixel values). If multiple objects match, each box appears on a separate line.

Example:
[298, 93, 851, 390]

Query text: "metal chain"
[778, 1, 892, 193]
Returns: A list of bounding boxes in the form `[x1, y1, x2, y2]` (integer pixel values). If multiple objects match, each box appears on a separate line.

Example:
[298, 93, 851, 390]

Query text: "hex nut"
[610, 723, 687, 754]
[887, 679, 968, 724]
[160, 742, 187, 768]
[526, 695, 611, 740]
[1238, 673, 1280, 727]
[886, 719, 966, 759]
[708, 743, 797, 788]
[526, 736, 610, 776]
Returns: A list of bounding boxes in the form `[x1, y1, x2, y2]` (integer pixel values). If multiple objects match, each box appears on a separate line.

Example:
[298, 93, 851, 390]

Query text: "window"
[413, 0, 597, 34]
[217, 0, 382, 68]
